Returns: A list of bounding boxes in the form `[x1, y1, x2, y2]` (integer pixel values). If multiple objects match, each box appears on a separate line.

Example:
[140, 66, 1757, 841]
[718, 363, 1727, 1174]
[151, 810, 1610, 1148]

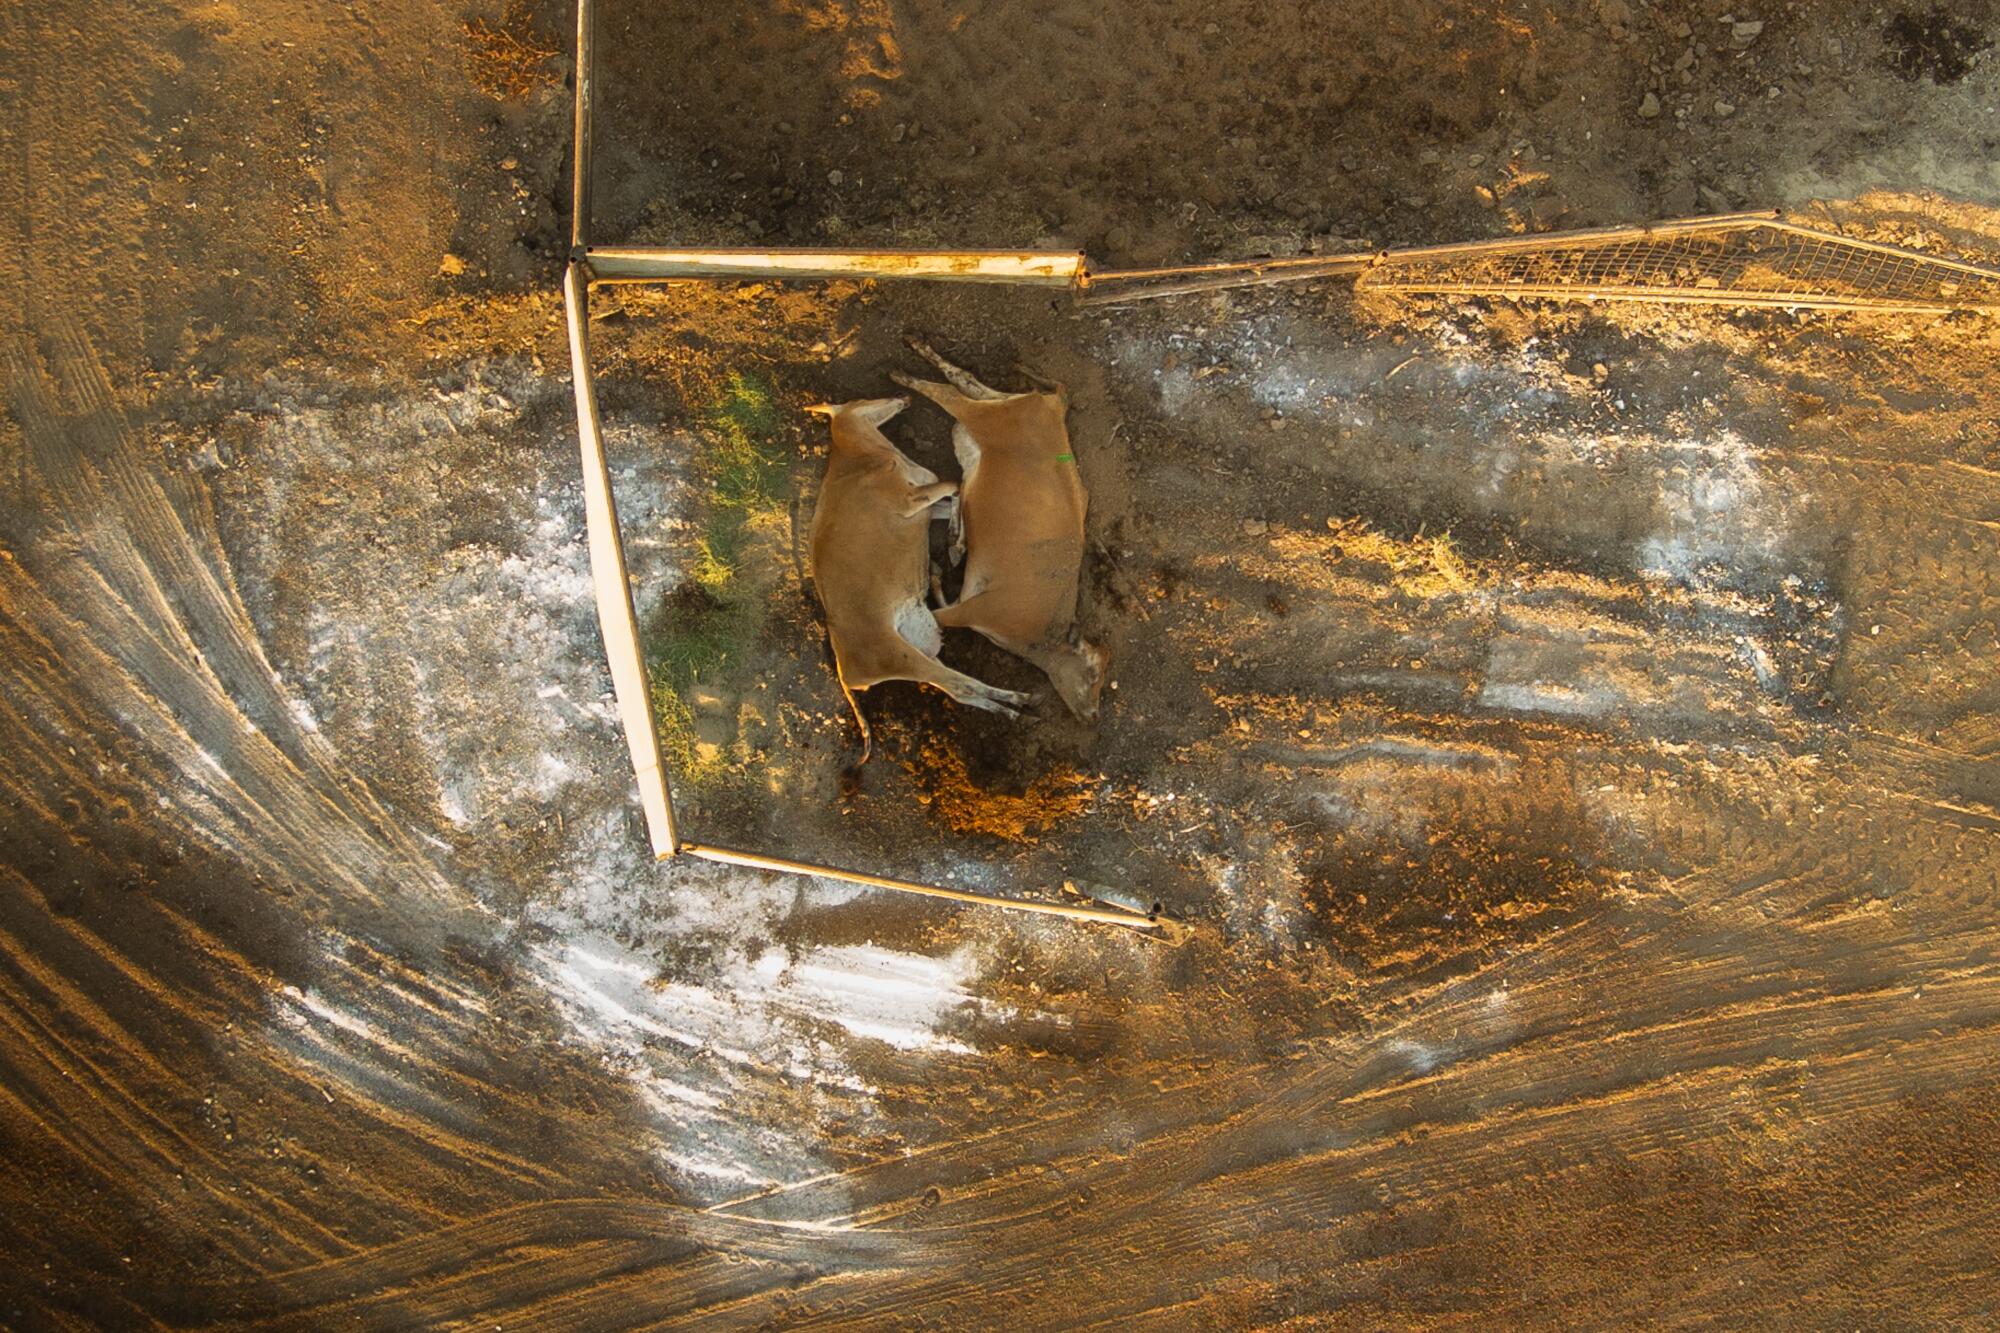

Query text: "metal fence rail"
[1355, 215, 2000, 314]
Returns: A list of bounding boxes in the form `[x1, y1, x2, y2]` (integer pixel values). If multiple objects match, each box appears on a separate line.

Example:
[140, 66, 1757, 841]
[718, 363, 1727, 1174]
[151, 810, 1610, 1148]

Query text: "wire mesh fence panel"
[1356, 219, 2000, 313]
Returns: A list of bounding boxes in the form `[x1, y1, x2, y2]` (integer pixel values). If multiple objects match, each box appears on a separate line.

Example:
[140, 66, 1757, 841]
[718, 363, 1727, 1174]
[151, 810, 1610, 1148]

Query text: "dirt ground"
[6, 0, 2000, 1326]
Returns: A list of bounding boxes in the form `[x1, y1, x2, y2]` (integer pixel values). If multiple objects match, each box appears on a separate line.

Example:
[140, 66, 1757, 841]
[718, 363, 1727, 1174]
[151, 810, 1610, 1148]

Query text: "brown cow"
[893, 341, 1109, 719]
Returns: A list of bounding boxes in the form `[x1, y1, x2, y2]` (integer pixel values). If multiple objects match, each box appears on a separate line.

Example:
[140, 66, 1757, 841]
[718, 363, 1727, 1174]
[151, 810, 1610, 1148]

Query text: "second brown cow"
[894, 340, 1110, 719]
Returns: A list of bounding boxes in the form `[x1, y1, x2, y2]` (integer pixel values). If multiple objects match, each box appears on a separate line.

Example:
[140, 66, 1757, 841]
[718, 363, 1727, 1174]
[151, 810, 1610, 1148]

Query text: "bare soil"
[5, 0, 2000, 1327]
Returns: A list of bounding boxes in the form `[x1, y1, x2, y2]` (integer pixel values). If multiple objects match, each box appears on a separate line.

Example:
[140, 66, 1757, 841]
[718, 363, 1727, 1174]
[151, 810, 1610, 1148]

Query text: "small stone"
[1592, 362, 1610, 382]
[1243, 519, 1269, 536]
[1713, 100, 1736, 117]
[1638, 91, 1662, 118]
[437, 253, 466, 276]
[1267, 417, 1289, 432]
[1731, 19, 1764, 46]
[499, 156, 518, 170]
[1418, 148, 1441, 166]
[892, 122, 907, 142]
[1202, 20, 1219, 34]
[827, 168, 844, 186]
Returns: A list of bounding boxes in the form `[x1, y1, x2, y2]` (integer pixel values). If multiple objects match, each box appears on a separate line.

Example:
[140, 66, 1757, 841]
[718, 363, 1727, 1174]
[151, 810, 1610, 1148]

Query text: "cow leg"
[900, 479, 957, 518]
[912, 659, 1034, 716]
[1011, 362, 1065, 396]
[932, 587, 1000, 631]
[865, 632, 1033, 718]
[907, 338, 1007, 400]
[948, 423, 980, 564]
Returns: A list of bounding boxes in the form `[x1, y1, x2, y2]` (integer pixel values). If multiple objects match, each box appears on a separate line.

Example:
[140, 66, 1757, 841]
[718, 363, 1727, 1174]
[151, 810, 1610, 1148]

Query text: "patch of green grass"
[645, 373, 790, 786]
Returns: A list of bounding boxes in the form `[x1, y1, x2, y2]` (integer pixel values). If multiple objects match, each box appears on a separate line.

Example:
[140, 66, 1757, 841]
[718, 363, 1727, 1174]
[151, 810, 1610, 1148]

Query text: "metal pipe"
[677, 842, 1168, 932]
[1077, 254, 1375, 305]
[1349, 283, 1962, 315]
[564, 261, 680, 856]
[586, 246, 1085, 285]
[569, 0, 594, 251]
[1074, 212, 1792, 305]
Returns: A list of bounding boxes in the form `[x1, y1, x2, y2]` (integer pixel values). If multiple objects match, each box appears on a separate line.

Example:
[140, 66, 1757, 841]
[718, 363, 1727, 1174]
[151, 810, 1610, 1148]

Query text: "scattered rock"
[1243, 519, 1269, 536]
[437, 253, 467, 276]
[498, 156, 517, 171]
[1592, 362, 1610, 382]
[1639, 91, 1662, 118]
[1714, 99, 1737, 117]
[827, 168, 844, 186]
[1732, 19, 1764, 47]
[892, 122, 907, 142]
